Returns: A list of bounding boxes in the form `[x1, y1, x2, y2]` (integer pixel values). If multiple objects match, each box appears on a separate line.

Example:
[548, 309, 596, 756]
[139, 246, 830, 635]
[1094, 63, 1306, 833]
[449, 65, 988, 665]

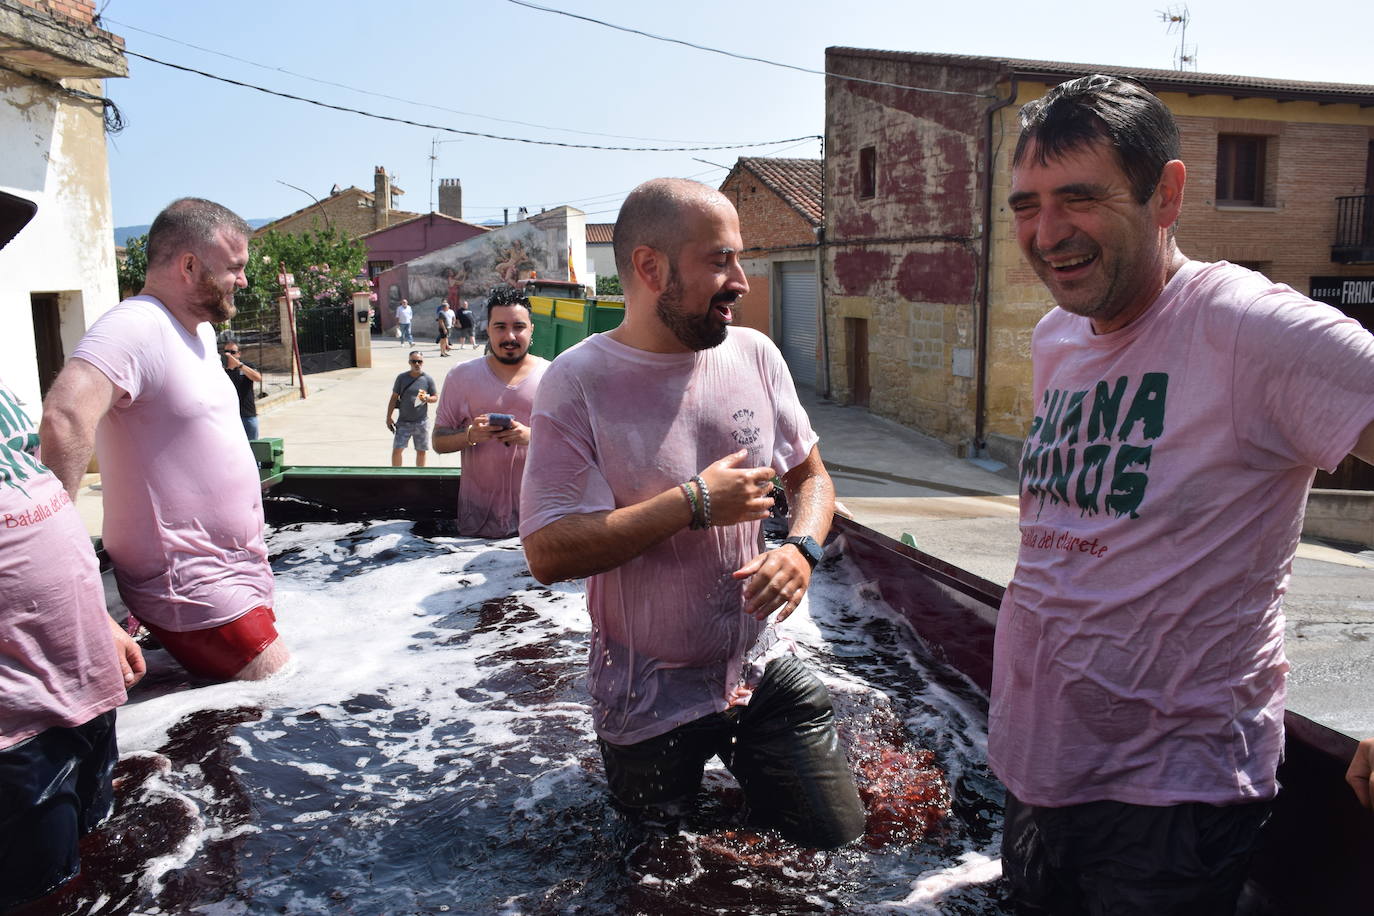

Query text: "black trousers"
[1001, 789, 1271, 916]
[599, 654, 866, 849]
[0, 710, 119, 910]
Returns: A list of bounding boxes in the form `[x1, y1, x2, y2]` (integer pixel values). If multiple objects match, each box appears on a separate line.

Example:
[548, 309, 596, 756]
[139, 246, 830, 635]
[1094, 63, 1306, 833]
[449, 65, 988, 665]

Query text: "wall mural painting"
[408, 223, 554, 311]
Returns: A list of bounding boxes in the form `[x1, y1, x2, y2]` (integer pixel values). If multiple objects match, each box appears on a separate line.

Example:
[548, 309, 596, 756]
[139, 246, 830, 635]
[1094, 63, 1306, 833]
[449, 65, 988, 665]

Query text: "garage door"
[778, 261, 818, 389]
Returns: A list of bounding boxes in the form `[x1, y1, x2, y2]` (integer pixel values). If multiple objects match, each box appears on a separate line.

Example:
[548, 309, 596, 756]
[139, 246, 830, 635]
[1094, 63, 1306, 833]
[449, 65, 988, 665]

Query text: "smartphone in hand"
[488, 413, 513, 429]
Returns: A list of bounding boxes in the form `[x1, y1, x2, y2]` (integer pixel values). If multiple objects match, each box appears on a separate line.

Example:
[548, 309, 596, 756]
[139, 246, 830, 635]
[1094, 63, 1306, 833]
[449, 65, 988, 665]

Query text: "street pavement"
[69, 330, 1374, 738]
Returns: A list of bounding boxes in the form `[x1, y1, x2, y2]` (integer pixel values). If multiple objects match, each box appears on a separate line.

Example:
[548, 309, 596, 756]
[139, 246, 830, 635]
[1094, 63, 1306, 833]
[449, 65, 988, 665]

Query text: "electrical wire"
[504, 0, 995, 99]
[121, 48, 819, 153]
[100, 15, 762, 146]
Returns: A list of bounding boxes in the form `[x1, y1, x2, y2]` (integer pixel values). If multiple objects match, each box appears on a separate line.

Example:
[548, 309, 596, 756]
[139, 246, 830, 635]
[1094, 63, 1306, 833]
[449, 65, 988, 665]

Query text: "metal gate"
[294, 304, 356, 375]
[778, 261, 818, 389]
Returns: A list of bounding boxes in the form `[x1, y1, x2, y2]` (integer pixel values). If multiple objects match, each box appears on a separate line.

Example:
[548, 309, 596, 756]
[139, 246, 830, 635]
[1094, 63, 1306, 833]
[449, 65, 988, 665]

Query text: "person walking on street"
[395, 298, 414, 346]
[386, 350, 437, 466]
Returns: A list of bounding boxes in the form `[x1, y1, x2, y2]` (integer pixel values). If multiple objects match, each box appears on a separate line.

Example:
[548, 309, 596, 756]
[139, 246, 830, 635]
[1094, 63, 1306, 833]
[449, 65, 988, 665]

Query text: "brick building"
[824, 48, 1374, 467]
[719, 157, 823, 386]
[254, 165, 420, 240]
[1, 0, 126, 410]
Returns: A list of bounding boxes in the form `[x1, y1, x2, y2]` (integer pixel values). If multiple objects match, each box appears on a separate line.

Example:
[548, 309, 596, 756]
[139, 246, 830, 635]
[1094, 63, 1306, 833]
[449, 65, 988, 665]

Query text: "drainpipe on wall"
[973, 73, 1018, 459]
[818, 135, 832, 400]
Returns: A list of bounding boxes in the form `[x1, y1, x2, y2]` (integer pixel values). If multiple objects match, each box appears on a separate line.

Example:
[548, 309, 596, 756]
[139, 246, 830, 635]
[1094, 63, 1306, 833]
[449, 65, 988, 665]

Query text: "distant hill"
[114, 218, 273, 248]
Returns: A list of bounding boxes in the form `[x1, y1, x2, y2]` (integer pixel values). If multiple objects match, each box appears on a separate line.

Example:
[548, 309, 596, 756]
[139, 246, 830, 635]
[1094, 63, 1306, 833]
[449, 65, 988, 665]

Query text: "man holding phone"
[432, 286, 548, 536]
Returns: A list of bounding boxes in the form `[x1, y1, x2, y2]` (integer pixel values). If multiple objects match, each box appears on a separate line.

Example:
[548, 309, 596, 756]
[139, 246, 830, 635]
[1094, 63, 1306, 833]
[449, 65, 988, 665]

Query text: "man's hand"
[491, 420, 530, 448]
[224, 352, 243, 370]
[386, 416, 396, 432]
[698, 450, 775, 527]
[1348, 737, 1374, 810]
[108, 616, 146, 688]
[733, 544, 812, 621]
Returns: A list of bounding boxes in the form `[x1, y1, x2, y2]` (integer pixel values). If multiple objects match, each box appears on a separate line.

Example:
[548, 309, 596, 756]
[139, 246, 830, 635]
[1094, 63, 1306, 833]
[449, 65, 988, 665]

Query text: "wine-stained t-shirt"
[990, 261, 1374, 807]
[435, 355, 548, 537]
[520, 327, 818, 744]
[1, 379, 125, 749]
[71, 295, 274, 632]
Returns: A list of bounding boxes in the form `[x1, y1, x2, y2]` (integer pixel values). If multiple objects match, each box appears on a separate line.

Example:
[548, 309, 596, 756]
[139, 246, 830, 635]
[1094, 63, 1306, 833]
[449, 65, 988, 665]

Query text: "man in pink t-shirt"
[995, 75, 1374, 912]
[520, 179, 864, 849]
[1, 375, 145, 908]
[40, 198, 288, 682]
[433, 286, 548, 537]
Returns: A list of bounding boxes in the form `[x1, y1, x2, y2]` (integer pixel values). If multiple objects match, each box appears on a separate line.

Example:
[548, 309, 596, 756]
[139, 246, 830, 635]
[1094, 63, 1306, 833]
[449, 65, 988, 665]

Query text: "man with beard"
[519, 179, 865, 849]
[994, 76, 1374, 912]
[432, 286, 548, 536]
[40, 198, 288, 681]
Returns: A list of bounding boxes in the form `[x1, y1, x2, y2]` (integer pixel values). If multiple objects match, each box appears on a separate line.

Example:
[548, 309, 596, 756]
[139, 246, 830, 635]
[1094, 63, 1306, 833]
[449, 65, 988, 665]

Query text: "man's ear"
[1154, 159, 1186, 228]
[631, 245, 667, 295]
[178, 251, 198, 283]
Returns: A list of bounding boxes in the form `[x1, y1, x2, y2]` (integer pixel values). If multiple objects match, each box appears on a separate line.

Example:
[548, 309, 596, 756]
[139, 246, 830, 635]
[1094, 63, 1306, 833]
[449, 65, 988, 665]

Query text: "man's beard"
[655, 266, 731, 351]
[193, 274, 236, 324]
[493, 343, 528, 365]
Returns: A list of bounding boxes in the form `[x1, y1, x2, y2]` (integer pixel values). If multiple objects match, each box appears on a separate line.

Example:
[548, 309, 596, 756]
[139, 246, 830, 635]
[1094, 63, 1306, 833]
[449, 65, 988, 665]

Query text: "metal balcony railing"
[1333, 194, 1374, 263]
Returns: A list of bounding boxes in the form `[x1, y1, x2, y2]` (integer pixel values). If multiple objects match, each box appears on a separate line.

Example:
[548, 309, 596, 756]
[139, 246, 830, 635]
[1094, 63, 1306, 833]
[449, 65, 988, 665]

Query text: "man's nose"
[1034, 204, 1075, 254]
[728, 260, 748, 296]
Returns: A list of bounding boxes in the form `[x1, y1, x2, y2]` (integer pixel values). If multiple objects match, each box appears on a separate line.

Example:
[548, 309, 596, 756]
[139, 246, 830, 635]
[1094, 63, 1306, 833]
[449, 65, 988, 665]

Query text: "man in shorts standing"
[40, 197, 288, 682]
[222, 339, 262, 438]
[520, 178, 865, 849]
[433, 286, 548, 536]
[386, 350, 437, 467]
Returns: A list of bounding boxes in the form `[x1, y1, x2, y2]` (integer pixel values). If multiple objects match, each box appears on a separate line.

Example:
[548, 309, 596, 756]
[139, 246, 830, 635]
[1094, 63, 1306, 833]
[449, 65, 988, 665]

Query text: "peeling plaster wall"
[0, 69, 118, 415]
[823, 52, 996, 447]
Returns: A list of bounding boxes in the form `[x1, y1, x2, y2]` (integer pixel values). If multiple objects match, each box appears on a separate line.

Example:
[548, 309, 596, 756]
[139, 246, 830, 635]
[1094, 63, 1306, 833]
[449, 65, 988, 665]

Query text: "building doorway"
[30, 293, 64, 398]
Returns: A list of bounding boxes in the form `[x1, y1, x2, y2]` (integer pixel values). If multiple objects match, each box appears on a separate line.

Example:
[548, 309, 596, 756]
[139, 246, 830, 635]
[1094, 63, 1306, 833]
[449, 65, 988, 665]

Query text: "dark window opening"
[858, 146, 877, 200]
[1216, 135, 1266, 206]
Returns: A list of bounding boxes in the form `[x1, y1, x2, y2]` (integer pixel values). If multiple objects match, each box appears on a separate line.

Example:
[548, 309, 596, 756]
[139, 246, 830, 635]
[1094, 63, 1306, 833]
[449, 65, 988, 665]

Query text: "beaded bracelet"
[691, 474, 711, 529]
[679, 480, 699, 522]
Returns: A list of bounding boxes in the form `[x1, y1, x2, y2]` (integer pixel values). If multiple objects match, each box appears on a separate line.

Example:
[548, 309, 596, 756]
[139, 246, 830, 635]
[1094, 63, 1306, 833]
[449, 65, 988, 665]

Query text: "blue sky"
[99, 0, 1373, 229]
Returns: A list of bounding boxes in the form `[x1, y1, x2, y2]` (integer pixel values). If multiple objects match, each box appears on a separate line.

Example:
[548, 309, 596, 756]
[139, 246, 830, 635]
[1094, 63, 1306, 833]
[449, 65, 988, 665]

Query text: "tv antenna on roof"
[1158, 4, 1198, 71]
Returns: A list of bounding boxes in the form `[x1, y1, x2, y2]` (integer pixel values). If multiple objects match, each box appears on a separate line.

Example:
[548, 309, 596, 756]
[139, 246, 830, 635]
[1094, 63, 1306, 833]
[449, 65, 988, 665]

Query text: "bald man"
[520, 178, 864, 849]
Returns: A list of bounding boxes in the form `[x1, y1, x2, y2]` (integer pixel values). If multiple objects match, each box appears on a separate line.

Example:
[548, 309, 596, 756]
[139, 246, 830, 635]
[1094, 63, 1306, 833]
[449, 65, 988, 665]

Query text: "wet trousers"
[598, 654, 866, 850]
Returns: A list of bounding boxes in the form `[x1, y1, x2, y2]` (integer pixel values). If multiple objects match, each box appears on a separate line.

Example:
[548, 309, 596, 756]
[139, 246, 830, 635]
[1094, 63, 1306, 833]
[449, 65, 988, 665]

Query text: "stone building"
[824, 48, 1374, 467]
[254, 166, 421, 240]
[719, 157, 823, 387]
[0, 0, 126, 410]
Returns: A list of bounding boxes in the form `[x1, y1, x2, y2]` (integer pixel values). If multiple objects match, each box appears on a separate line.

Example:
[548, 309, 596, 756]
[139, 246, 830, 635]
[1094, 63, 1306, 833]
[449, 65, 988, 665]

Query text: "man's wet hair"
[486, 285, 531, 318]
[146, 197, 251, 268]
[613, 178, 723, 279]
[1013, 75, 1181, 205]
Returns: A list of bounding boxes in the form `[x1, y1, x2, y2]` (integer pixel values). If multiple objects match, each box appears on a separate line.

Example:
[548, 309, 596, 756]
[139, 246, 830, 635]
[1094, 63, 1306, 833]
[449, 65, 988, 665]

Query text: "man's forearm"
[38, 405, 97, 499]
[783, 453, 835, 542]
[432, 425, 469, 454]
[240, 364, 262, 383]
[524, 487, 693, 584]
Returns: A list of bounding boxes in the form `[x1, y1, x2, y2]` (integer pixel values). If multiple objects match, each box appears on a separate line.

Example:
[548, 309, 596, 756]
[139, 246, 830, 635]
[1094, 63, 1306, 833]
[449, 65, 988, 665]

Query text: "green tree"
[595, 274, 622, 297]
[236, 225, 370, 318]
[117, 233, 148, 298]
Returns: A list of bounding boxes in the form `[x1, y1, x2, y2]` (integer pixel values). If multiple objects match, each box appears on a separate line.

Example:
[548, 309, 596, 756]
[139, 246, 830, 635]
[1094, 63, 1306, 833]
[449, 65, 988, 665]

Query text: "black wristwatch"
[782, 535, 824, 568]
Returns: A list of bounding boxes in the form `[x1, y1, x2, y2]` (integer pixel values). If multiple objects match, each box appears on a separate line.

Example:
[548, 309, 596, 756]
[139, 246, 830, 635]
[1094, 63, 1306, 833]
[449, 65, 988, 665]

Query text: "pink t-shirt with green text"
[1, 379, 125, 749]
[519, 328, 818, 745]
[990, 261, 1374, 807]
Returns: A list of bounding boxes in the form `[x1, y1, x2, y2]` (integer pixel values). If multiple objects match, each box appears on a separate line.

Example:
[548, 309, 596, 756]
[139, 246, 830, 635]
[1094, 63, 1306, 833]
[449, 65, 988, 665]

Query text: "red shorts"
[141, 606, 279, 680]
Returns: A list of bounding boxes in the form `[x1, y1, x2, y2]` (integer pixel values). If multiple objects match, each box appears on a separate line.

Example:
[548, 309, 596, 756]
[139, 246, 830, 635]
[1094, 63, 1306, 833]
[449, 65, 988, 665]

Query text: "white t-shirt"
[520, 328, 818, 744]
[990, 261, 1374, 807]
[435, 355, 548, 537]
[1, 379, 125, 749]
[396, 304, 413, 323]
[72, 296, 274, 632]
